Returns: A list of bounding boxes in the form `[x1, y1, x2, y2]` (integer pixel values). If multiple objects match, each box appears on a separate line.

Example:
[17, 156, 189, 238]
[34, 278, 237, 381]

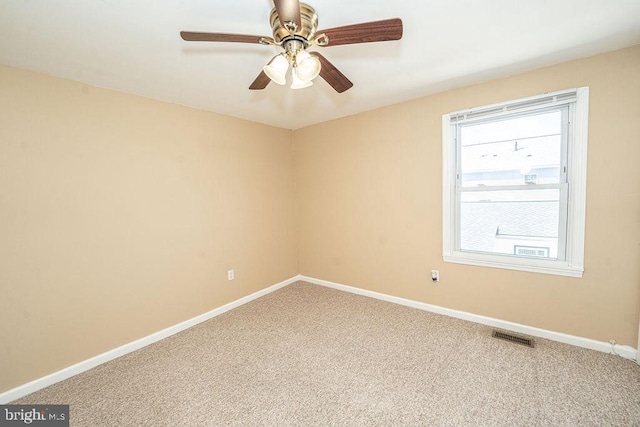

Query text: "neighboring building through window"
[442, 88, 589, 277]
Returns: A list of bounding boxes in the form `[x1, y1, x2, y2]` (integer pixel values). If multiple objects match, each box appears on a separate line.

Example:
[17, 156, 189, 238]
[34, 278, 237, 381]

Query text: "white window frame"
[442, 87, 589, 278]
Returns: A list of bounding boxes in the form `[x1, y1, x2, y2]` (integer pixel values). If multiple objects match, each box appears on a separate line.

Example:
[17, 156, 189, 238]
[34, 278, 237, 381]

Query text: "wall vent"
[492, 330, 535, 348]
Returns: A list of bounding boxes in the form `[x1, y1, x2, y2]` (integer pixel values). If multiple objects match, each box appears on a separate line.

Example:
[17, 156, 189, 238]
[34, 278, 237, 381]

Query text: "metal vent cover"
[492, 330, 535, 348]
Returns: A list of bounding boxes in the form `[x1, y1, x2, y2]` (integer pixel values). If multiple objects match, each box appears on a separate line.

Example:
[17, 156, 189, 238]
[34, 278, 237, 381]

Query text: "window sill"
[443, 252, 583, 278]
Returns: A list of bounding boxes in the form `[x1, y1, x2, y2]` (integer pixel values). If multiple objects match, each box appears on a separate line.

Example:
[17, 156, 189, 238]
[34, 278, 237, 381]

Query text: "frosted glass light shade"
[263, 54, 289, 85]
[291, 68, 313, 89]
[295, 51, 321, 81]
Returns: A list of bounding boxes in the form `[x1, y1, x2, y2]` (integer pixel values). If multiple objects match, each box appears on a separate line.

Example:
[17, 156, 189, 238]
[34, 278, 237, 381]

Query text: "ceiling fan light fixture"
[295, 51, 321, 81]
[290, 67, 313, 89]
[263, 54, 289, 85]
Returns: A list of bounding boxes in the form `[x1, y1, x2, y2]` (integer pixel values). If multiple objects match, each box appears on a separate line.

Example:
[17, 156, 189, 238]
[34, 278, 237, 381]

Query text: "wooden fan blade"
[312, 52, 353, 93]
[316, 18, 403, 47]
[180, 31, 270, 44]
[273, 0, 301, 29]
[249, 71, 271, 90]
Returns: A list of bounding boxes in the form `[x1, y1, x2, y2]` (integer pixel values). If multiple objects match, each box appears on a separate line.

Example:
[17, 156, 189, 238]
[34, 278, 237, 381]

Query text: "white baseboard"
[0, 275, 300, 404]
[3, 273, 636, 403]
[299, 275, 638, 361]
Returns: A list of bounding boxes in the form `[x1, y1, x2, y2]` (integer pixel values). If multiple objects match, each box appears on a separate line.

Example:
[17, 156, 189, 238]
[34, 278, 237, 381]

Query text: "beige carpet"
[15, 281, 640, 426]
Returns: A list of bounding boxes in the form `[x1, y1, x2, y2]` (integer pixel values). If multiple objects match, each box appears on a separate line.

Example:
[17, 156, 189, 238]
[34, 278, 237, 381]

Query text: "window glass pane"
[460, 189, 560, 259]
[460, 111, 562, 187]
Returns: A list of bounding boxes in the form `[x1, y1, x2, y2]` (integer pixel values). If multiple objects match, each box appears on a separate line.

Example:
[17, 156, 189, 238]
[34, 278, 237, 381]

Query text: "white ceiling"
[1, 1, 639, 130]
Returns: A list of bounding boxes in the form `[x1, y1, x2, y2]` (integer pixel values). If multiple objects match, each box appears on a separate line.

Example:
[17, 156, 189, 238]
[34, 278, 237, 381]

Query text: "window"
[442, 88, 589, 277]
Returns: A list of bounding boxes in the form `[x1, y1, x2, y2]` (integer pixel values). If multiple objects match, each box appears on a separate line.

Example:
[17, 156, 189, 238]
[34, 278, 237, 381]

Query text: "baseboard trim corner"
[298, 275, 638, 361]
[0, 275, 301, 404]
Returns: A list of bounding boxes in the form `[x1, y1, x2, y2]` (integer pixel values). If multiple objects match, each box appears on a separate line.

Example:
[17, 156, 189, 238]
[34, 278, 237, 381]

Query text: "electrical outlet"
[227, 270, 234, 281]
[431, 270, 439, 282]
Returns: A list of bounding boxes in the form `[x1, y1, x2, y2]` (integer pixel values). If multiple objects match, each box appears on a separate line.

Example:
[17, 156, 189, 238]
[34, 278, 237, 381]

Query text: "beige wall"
[2, 45, 639, 395]
[294, 45, 640, 347]
[0, 66, 298, 393]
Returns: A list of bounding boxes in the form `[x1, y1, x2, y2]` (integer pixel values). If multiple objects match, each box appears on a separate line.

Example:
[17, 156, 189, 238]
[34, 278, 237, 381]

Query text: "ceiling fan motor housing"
[269, 3, 318, 44]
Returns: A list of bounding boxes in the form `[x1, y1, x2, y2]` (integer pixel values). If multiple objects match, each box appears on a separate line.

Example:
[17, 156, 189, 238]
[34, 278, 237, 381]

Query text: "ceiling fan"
[180, 0, 403, 93]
